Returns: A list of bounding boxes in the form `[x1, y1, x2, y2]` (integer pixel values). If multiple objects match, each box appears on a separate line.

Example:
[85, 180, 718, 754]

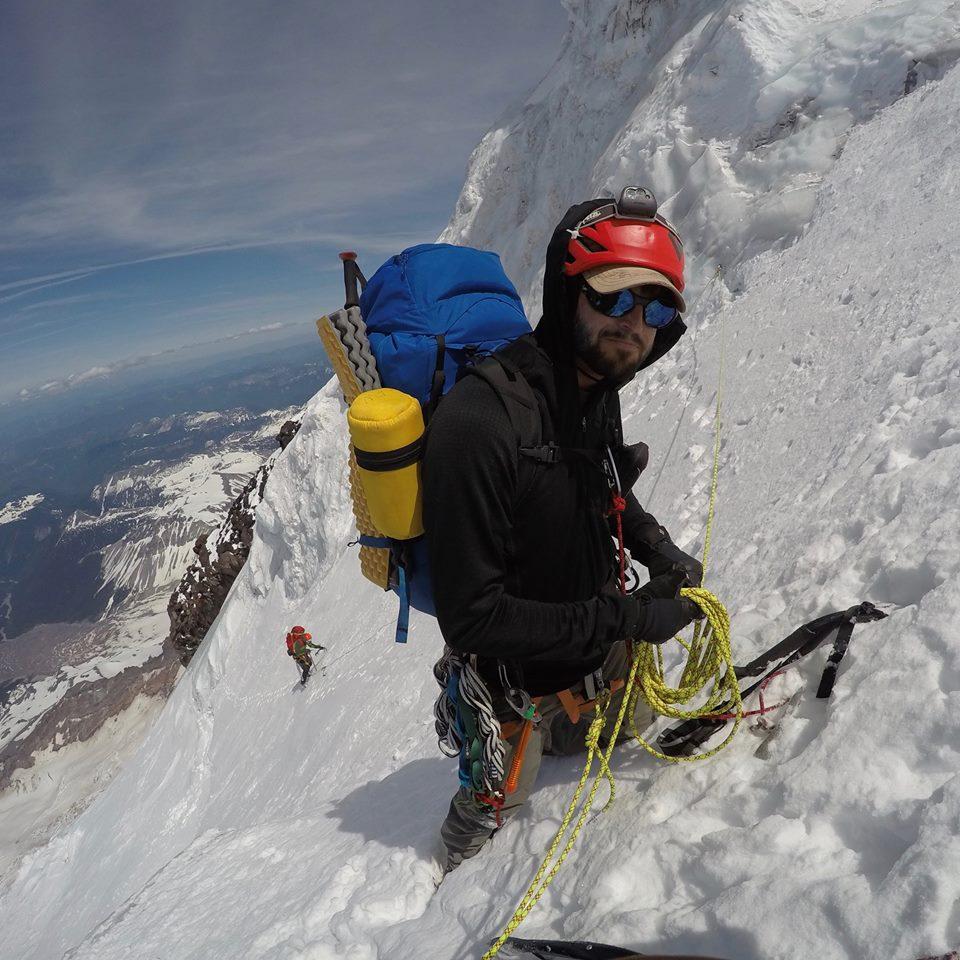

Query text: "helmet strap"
[575, 359, 605, 384]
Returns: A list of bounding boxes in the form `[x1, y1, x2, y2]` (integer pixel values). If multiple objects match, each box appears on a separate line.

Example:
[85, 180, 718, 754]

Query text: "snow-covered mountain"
[2, 3, 960, 958]
[0, 495, 45, 528]
[0, 407, 301, 876]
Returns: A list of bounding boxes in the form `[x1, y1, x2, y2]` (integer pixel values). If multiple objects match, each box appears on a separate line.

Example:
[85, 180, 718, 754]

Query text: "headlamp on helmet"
[564, 186, 686, 312]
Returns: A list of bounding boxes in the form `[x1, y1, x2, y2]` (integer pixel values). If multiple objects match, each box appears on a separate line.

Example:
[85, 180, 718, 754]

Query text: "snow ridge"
[168, 417, 302, 664]
[443, 0, 960, 312]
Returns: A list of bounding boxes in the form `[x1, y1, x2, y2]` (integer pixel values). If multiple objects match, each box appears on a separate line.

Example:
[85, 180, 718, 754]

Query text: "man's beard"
[572, 318, 651, 384]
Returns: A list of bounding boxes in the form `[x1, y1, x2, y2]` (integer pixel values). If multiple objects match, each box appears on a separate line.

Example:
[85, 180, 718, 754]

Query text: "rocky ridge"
[167, 418, 301, 664]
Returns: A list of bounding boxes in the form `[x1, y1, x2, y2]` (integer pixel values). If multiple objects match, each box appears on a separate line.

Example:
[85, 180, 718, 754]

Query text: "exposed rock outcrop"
[0, 647, 180, 792]
[166, 419, 301, 664]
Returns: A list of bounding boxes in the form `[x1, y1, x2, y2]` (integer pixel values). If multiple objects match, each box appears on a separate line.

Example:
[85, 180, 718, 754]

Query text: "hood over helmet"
[533, 198, 688, 441]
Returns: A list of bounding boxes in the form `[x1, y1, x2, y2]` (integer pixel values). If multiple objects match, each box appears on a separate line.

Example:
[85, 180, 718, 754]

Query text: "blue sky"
[0, 1, 565, 403]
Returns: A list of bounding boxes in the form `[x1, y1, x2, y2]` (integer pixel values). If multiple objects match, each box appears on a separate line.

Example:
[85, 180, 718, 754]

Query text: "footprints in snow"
[873, 417, 960, 475]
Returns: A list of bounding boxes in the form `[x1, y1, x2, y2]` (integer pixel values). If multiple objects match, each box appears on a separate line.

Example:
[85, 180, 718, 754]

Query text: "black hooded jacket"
[421, 200, 688, 696]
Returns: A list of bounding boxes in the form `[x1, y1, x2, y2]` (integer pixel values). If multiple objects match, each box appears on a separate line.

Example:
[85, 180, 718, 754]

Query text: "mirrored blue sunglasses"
[582, 282, 680, 328]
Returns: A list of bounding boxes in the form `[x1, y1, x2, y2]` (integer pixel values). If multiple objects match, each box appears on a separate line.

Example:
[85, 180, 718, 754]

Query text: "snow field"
[0, 597, 170, 757]
[0, 494, 45, 527]
[0, 692, 166, 879]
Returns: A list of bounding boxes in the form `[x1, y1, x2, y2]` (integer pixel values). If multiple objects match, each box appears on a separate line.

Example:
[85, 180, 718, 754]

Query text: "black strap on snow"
[657, 601, 888, 757]
[815, 618, 856, 699]
[499, 937, 638, 959]
[734, 601, 886, 687]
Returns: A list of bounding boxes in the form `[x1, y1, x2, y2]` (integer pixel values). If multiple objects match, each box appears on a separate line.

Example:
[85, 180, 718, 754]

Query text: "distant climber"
[423, 187, 705, 874]
[286, 625, 324, 684]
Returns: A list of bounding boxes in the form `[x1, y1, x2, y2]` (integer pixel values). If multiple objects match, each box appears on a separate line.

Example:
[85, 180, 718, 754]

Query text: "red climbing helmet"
[564, 186, 686, 311]
[290, 625, 306, 634]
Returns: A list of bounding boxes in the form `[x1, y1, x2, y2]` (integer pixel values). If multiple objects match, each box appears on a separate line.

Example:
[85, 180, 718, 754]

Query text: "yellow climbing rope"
[483, 267, 736, 958]
[627, 586, 742, 761]
[481, 587, 740, 959]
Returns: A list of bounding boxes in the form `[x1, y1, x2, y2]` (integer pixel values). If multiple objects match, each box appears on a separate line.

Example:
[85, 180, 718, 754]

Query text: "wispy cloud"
[0, 272, 100, 307]
[0, 0, 564, 401]
[0, 231, 429, 309]
[16, 292, 108, 313]
[7, 321, 76, 349]
[13, 318, 312, 401]
[1, 2, 561, 263]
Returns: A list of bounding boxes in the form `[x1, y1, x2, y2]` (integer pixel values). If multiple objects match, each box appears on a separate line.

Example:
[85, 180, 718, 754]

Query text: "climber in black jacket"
[422, 188, 704, 873]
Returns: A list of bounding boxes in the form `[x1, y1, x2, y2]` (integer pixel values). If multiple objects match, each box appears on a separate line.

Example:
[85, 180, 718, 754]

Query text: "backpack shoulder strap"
[466, 354, 543, 452]
[464, 354, 557, 502]
[466, 355, 602, 469]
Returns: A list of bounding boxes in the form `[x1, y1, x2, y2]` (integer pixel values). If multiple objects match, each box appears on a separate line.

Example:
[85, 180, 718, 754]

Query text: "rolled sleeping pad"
[347, 388, 425, 541]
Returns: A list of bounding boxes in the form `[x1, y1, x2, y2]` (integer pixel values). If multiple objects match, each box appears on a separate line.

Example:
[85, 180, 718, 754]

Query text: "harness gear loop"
[499, 661, 538, 721]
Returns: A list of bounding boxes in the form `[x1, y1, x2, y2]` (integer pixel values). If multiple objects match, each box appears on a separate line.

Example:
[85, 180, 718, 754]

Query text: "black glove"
[611, 442, 649, 493]
[648, 539, 704, 588]
[625, 574, 703, 644]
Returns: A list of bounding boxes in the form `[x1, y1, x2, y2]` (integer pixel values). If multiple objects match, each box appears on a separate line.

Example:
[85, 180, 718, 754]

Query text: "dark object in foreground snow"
[498, 937, 729, 959]
[500, 938, 959, 960]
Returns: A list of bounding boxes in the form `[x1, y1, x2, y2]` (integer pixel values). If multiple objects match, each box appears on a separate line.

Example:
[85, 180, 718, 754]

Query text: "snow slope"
[2, 4, 960, 959]
[0, 692, 164, 879]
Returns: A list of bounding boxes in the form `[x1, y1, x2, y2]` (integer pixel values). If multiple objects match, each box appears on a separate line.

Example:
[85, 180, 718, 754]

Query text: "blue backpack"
[357, 243, 541, 641]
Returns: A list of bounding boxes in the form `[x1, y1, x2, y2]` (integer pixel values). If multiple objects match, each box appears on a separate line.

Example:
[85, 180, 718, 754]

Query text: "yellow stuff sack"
[347, 388, 425, 540]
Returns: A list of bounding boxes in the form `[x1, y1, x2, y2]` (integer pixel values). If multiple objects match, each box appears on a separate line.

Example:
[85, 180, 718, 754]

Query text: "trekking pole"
[339, 251, 367, 309]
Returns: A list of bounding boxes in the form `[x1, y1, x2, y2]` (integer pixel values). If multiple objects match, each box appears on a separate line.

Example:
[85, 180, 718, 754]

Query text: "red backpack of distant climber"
[285, 625, 311, 655]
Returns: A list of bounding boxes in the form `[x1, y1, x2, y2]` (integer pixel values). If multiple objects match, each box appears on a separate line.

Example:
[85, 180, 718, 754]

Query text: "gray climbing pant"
[439, 641, 655, 872]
